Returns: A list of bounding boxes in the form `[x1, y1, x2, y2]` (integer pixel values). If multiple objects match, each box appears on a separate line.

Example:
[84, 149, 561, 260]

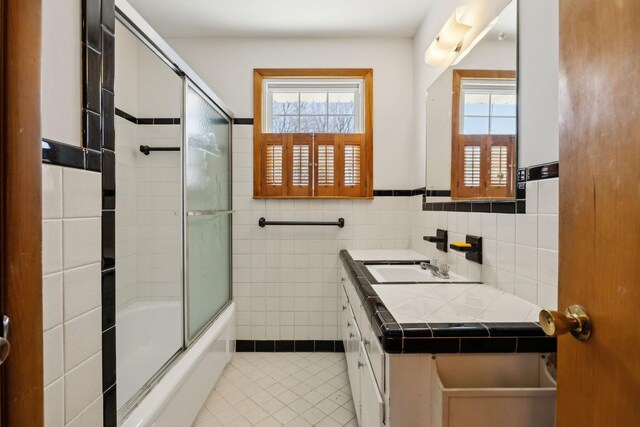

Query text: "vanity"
[340, 249, 556, 427]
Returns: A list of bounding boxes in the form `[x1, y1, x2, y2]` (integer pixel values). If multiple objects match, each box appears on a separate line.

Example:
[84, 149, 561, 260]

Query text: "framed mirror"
[426, 1, 518, 200]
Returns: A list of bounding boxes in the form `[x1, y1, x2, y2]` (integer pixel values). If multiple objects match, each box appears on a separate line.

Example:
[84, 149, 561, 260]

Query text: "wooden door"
[0, 0, 45, 425]
[557, 0, 640, 425]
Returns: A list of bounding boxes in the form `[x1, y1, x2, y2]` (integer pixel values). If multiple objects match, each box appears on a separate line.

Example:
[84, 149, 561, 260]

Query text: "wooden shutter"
[314, 134, 339, 197]
[454, 135, 484, 198]
[339, 134, 367, 197]
[484, 135, 515, 198]
[451, 69, 516, 199]
[453, 135, 515, 199]
[287, 134, 312, 197]
[253, 69, 373, 199]
[260, 134, 287, 197]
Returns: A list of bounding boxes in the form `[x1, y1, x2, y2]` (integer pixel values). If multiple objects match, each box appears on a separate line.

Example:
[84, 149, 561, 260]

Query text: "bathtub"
[120, 301, 235, 427]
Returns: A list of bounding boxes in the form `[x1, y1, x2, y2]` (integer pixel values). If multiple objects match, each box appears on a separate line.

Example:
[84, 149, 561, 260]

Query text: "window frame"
[451, 69, 517, 200]
[253, 69, 373, 199]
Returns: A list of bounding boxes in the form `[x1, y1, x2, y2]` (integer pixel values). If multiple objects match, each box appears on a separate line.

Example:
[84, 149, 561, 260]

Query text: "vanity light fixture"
[451, 15, 499, 65]
[424, 8, 472, 66]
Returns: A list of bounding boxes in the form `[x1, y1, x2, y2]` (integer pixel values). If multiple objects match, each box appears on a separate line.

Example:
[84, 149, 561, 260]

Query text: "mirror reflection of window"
[452, 69, 516, 199]
[461, 80, 516, 135]
[424, 0, 518, 201]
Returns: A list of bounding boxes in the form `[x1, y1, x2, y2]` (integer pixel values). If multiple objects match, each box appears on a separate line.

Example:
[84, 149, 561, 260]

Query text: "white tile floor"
[193, 352, 357, 427]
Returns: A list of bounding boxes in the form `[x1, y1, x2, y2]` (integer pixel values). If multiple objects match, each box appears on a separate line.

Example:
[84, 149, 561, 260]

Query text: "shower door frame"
[114, 2, 234, 419]
[182, 79, 234, 346]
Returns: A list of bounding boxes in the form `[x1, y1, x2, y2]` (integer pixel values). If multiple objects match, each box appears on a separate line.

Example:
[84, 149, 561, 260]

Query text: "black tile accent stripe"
[422, 200, 525, 214]
[373, 187, 435, 197]
[421, 162, 558, 214]
[82, 1, 117, 425]
[115, 108, 181, 125]
[340, 250, 556, 354]
[236, 340, 345, 353]
[526, 161, 559, 181]
[233, 117, 254, 125]
[42, 139, 102, 172]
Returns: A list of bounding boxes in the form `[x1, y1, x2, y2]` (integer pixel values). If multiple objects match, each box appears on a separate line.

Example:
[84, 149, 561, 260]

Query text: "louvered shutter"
[287, 134, 313, 196]
[484, 135, 515, 198]
[260, 134, 287, 197]
[314, 134, 339, 196]
[339, 134, 367, 197]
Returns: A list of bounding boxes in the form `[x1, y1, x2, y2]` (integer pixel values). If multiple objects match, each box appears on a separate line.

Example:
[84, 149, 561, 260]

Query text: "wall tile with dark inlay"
[85, 149, 102, 172]
[275, 340, 295, 352]
[83, 46, 102, 113]
[101, 269, 115, 330]
[103, 384, 117, 427]
[102, 327, 116, 390]
[101, 90, 115, 150]
[82, 0, 102, 50]
[102, 30, 115, 92]
[294, 340, 314, 352]
[101, 210, 115, 270]
[42, 139, 85, 170]
[102, 149, 115, 209]
[101, 0, 115, 31]
[84, 110, 102, 151]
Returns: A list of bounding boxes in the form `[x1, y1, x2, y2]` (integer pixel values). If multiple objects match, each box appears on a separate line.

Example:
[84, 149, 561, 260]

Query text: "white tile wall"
[232, 125, 411, 341]
[115, 118, 182, 310]
[411, 177, 559, 309]
[135, 124, 182, 302]
[42, 164, 103, 427]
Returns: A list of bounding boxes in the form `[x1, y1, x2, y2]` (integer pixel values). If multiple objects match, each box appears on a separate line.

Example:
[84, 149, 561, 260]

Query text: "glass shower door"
[184, 81, 232, 342]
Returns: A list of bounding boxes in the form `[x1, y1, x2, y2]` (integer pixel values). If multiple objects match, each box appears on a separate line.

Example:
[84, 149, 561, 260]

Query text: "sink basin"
[366, 264, 471, 283]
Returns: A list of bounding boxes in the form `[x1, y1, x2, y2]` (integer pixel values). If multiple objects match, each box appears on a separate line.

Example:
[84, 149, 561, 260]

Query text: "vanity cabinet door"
[359, 342, 385, 427]
[346, 306, 362, 424]
[340, 284, 349, 348]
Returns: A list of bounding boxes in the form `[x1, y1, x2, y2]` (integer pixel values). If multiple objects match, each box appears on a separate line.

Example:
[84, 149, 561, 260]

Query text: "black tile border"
[236, 340, 345, 353]
[421, 162, 558, 214]
[233, 117, 254, 125]
[81, 1, 118, 424]
[373, 187, 444, 197]
[42, 139, 102, 172]
[115, 108, 181, 125]
[526, 162, 559, 181]
[340, 250, 556, 354]
[423, 199, 525, 214]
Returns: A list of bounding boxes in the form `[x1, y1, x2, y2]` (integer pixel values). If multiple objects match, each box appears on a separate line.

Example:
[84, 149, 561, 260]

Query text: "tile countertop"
[341, 249, 556, 354]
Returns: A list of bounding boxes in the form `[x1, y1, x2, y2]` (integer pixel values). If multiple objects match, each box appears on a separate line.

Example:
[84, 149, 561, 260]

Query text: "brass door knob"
[539, 305, 592, 341]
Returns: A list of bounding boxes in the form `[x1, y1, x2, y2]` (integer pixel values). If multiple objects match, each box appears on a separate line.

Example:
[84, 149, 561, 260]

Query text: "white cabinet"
[359, 343, 385, 427]
[342, 274, 385, 427]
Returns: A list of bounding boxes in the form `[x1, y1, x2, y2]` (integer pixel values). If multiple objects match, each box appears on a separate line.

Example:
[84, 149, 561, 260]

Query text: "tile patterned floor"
[193, 352, 357, 427]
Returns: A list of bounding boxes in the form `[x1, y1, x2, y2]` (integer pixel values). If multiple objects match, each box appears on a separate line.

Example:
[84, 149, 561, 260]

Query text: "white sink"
[366, 264, 470, 283]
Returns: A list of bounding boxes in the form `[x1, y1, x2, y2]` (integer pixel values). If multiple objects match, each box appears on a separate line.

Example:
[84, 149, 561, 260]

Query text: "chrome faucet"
[421, 260, 450, 279]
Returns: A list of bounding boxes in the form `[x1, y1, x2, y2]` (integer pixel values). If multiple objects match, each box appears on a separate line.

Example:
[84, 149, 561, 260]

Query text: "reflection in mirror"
[426, 1, 517, 200]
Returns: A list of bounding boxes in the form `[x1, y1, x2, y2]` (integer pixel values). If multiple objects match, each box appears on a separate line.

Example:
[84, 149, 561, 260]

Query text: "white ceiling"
[126, 0, 436, 38]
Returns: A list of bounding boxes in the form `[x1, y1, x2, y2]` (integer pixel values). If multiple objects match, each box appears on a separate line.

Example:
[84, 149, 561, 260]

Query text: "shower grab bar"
[258, 217, 345, 228]
[140, 145, 181, 155]
[187, 210, 234, 216]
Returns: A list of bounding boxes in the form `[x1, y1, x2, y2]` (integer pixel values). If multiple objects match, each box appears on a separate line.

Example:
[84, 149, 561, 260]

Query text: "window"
[254, 69, 373, 198]
[452, 69, 516, 199]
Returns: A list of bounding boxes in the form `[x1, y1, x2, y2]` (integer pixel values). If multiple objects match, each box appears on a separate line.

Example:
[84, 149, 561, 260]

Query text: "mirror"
[426, 1, 517, 200]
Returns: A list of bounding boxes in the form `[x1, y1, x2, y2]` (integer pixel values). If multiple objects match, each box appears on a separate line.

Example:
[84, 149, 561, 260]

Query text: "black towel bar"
[258, 217, 345, 228]
[140, 145, 180, 155]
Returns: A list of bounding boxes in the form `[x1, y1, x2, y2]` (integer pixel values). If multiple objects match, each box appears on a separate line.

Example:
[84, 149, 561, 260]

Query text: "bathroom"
[0, 0, 637, 425]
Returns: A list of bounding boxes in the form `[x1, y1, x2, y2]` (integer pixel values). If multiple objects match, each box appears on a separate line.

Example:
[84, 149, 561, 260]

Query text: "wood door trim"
[0, 0, 44, 425]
